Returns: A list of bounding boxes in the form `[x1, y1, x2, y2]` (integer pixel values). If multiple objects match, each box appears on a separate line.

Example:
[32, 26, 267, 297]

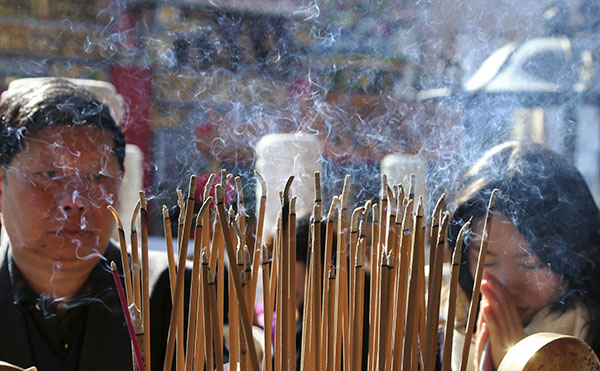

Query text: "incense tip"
[203, 173, 216, 201]
[107, 205, 123, 229]
[198, 196, 213, 223]
[328, 262, 336, 279]
[355, 237, 365, 267]
[235, 176, 244, 203]
[243, 246, 251, 270]
[386, 250, 394, 267]
[138, 190, 147, 208]
[110, 260, 118, 272]
[290, 196, 297, 214]
[261, 244, 270, 264]
[417, 196, 424, 216]
[386, 183, 395, 203]
[488, 188, 499, 208]
[236, 246, 244, 265]
[215, 184, 224, 203]
[188, 174, 197, 195]
[161, 204, 169, 218]
[201, 248, 209, 265]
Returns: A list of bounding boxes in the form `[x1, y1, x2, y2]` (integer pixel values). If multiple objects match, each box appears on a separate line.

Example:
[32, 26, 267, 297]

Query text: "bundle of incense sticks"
[109, 171, 497, 371]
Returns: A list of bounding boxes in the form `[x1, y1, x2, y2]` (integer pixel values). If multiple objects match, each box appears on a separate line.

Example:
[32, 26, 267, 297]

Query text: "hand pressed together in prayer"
[475, 273, 526, 370]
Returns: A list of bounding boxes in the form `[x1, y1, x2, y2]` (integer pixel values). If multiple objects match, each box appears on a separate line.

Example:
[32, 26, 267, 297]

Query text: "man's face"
[1, 125, 122, 272]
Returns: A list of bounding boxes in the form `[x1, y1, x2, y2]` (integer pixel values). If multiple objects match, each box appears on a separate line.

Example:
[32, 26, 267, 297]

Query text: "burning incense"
[176, 189, 185, 256]
[235, 176, 246, 247]
[337, 175, 352, 371]
[424, 210, 450, 371]
[325, 262, 336, 371]
[163, 176, 197, 371]
[442, 218, 472, 371]
[161, 205, 177, 297]
[215, 183, 260, 370]
[403, 197, 424, 371]
[209, 270, 224, 371]
[130, 200, 142, 309]
[351, 234, 366, 371]
[428, 194, 446, 295]
[308, 172, 323, 371]
[289, 196, 298, 370]
[376, 251, 390, 371]
[250, 170, 267, 305]
[460, 189, 498, 371]
[111, 261, 145, 371]
[349, 205, 364, 320]
[109, 167, 503, 371]
[202, 173, 216, 263]
[139, 191, 151, 371]
[185, 197, 212, 371]
[390, 198, 413, 370]
[261, 244, 273, 371]
[161, 203, 185, 364]
[200, 254, 214, 371]
[107, 206, 134, 307]
[367, 202, 379, 371]
[319, 195, 339, 370]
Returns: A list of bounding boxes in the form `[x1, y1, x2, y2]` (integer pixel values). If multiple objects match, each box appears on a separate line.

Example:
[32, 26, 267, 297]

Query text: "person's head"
[449, 141, 600, 329]
[0, 78, 126, 275]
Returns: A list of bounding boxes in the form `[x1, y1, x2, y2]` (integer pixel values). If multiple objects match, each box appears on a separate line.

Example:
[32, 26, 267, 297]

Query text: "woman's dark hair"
[448, 141, 600, 352]
[0, 78, 125, 170]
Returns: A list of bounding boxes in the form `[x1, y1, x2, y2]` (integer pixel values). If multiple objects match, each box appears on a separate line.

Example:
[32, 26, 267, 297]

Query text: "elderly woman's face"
[468, 214, 566, 325]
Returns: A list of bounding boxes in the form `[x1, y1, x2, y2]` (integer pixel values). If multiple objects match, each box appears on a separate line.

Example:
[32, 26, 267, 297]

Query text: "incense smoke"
[8, 1, 600, 303]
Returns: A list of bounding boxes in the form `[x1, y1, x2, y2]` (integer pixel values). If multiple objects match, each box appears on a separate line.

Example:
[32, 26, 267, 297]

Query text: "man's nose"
[57, 191, 88, 215]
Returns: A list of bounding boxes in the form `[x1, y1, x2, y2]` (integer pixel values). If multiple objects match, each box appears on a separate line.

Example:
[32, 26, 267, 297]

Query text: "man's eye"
[88, 173, 106, 181]
[41, 171, 60, 180]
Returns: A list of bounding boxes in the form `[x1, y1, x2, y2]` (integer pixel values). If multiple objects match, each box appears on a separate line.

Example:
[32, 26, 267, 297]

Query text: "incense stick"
[111, 261, 145, 371]
[319, 195, 339, 371]
[139, 191, 151, 371]
[215, 183, 260, 370]
[261, 244, 273, 371]
[460, 189, 498, 371]
[403, 197, 424, 371]
[251, 170, 267, 305]
[163, 176, 197, 371]
[130, 200, 142, 309]
[107, 205, 134, 307]
[289, 196, 297, 371]
[442, 218, 472, 371]
[390, 198, 413, 370]
[367, 202, 379, 371]
[424, 211, 449, 371]
[185, 197, 212, 371]
[325, 263, 336, 371]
